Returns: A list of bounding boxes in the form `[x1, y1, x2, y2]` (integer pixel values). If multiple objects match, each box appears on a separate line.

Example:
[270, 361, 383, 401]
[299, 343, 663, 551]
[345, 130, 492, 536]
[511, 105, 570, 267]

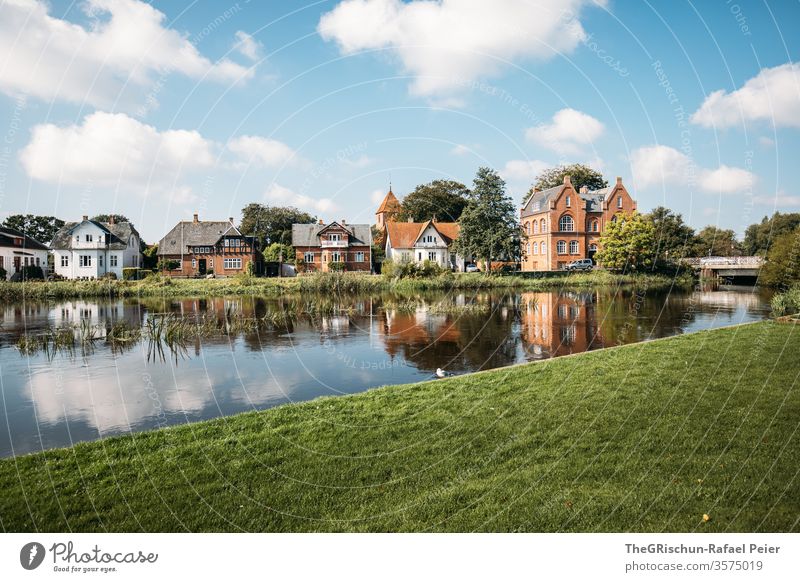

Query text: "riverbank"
[0, 270, 691, 301]
[1, 320, 796, 532]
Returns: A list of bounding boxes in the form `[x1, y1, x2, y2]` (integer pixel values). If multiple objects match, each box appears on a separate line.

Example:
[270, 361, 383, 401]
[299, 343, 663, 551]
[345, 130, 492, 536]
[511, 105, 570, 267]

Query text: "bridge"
[681, 256, 764, 279]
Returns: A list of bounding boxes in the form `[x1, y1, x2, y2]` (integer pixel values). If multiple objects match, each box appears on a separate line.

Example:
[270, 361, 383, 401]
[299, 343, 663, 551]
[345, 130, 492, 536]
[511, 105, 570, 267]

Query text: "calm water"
[0, 285, 772, 457]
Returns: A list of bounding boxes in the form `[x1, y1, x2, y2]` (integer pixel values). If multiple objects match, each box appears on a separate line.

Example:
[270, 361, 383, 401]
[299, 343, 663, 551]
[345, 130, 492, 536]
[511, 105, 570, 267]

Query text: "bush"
[101, 271, 118, 280]
[329, 261, 345, 272]
[157, 259, 180, 271]
[771, 285, 800, 317]
[381, 258, 448, 279]
[0, 267, 6, 281]
[22, 265, 45, 280]
[122, 268, 143, 281]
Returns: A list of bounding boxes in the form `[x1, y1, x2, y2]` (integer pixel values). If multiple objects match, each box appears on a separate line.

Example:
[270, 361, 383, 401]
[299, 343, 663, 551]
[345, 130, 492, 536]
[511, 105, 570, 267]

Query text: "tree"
[1, 214, 64, 245]
[759, 227, 800, 288]
[239, 204, 316, 247]
[262, 243, 294, 264]
[525, 163, 608, 203]
[397, 179, 470, 222]
[453, 167, 518, 271]
[647, 206, 696, 263]
[743, 212, 800, 256]
[142, 244, 159, 270]
[692, 226, 741, 257]
[91, 214, 130, 224]
[594, 212, 656, 272]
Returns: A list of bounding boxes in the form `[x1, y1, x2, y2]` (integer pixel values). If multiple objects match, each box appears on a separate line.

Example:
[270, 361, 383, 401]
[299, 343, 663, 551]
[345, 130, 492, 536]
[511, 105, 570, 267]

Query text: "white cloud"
[0, 0, 252, 108]
[344, 155, 375, 168]
[698, 165, 756, 194]
[691, 62, 800, 129]
[233, 31, 263, 61]
[370, 189, 387, 204]
[753, 191, 800, 208]
[450, 144, 472, 156]
[629, 145, 757, 194]
[227, 135, 300, 167]
[500, 159, 549, 182]
[19, 112, 215, 195]
[264, 183, 336, 214]
[525, 108, 605, 154]
[318, 0, 600, 98]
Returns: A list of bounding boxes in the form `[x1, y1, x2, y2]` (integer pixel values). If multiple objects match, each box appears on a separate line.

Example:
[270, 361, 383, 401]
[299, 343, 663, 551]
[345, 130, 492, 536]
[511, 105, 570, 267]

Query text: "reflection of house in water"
[380, 306, 463, 370]
[521, 291, 604, 358]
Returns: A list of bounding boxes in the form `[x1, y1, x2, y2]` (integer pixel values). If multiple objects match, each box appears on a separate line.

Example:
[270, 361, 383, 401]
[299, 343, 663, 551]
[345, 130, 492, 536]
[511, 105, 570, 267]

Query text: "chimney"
[229, 217, 234, 224]
[563, 175, 571, 186]
[82, 215, 88, 221]
[616, 176, 623, 185]
[341, 219, 346, 226]
[318, 219, 324, 225]
[109, 215, 115, 225]
[193, 213, 199, 223]
[580, 185, 588, 194]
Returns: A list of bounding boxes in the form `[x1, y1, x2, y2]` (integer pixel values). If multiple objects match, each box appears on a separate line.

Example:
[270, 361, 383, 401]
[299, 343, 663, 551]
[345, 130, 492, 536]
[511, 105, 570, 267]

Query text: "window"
[591, 220, 599, 232]
[79, 255, 92, 267]
[533, 201, 541, 211]
[332, 252, 342, 262]
[85, 234, 93, 242]
[532, 242, 538, 255]
[526, 243, 530, 256]
[566, 195, 571, 207]
[541, 242, 546, 255]
[224, 258, 242, 269]
[192, 259, 196, 268]
[557, 241, 567, 254]
[329, 234, 340, 242]
[304, 252, 314, 263]
[418, 252, 422, 261]
[110, 255, 118, 267]
[540, 218, 546, 232]
[356, 251, 365, 262]
[589, 243, 598, 253]
[428, 251, 436, 261]
[129, 235, 137, 247]
[617, 196, 623, 208]
[61, 255, 69, 267]
[532, 221, 538, 234]
[525, 222, 530, 235]
[569, 240, 579, 254]
[99, 255, 104, 267]
[559, 215, 574, 232]
[209, 259, 213, 268]
[36, 257, 40, 266]
[611, 215, 617, 223]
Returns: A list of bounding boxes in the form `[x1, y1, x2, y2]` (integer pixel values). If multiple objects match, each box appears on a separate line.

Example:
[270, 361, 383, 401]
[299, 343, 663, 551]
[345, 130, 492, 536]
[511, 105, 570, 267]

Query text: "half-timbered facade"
[292, 221, 372, 272]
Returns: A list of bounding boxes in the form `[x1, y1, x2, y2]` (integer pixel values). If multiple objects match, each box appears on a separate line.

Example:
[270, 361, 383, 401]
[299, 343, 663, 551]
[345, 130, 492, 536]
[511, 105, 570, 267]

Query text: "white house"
[384, 219, 468, 271]
[50, 216, 142, 279]
[0, 226, 50, 279]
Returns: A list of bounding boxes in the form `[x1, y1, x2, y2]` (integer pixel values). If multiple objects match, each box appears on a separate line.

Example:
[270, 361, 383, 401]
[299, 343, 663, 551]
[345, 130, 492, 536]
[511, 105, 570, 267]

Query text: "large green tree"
[1, 214, 65, 244]
[647, 206, 696, 263]
[397, 179, 470, 222]
[525, 163, 608, 204]
[759, 227, 800, 288]
[239, 204, 316, 247]
[743, 212, 800, 256]
[692, 226, 741, 257]
[594, 212, 656, 272]
[453, 167, 518, 270]
[91, 214, 130, 224]
[262, 243, 295, 264]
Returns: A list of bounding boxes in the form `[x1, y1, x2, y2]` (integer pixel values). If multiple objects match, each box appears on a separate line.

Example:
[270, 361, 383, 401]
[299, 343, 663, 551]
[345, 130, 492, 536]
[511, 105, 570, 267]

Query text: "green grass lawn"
[1, 321, 797, 532]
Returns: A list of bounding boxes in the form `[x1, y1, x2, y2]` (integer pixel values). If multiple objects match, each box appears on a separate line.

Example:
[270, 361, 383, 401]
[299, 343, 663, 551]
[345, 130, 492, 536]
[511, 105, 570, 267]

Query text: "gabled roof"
[157, 219, 243, 255]
[376, 189, 402, 215]
[0, 226, 49, 251]
[51, 220, 140, 250]
[317, 221, 352, 236]
[521, 184, 565, 216]
[291, 223, 372, 247]
[385, 220, 459, 249]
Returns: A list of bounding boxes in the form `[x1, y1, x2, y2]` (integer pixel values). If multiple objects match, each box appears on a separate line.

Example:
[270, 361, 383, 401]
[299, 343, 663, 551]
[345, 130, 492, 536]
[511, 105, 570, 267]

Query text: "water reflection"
[0, 285, 772, 457]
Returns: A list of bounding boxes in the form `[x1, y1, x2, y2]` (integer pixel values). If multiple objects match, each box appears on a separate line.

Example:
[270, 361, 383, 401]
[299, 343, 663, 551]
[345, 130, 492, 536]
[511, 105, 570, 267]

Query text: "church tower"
[375, 188, 401, 229]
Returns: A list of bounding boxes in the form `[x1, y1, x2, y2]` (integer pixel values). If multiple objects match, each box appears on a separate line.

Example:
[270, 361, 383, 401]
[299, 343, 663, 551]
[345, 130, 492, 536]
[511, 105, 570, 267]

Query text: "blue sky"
[1, 0, 798, 243]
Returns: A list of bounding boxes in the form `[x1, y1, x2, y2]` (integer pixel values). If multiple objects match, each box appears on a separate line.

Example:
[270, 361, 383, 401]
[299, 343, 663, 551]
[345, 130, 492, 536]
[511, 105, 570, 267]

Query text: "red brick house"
[157, 214, 261, 277]
[292, 220, 372, 273]
[520, 175, 637, 271]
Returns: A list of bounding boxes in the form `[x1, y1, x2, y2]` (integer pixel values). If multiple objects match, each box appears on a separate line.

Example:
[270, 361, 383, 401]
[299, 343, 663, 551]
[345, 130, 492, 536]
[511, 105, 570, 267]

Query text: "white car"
[564, 259, 594, 272]
[465, 264, 480, 273]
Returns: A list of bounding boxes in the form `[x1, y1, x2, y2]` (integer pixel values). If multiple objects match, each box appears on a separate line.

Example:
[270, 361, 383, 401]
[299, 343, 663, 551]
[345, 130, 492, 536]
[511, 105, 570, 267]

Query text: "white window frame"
[557, 241, 566, 255]
[356, 251, 365, 262]
[79, 255, 92, 267]
[110, 255, 118, 267]
[224, 258, 242, 270]
[61, 255, 69, 267]
[569, 240, 579, 254]
[559, 215, 574, 232]
[304, 252, 314, 263]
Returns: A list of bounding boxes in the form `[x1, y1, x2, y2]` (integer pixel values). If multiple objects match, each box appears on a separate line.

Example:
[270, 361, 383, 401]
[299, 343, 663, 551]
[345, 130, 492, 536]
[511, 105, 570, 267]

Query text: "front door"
[198, 259, 207, 275]
[13, 257, 21, 273]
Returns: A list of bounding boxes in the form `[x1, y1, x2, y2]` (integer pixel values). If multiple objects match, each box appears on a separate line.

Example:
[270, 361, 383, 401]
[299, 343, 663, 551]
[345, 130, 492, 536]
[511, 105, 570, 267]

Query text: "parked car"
[564, 259, 594, 272]
[465, 263, 480, 273]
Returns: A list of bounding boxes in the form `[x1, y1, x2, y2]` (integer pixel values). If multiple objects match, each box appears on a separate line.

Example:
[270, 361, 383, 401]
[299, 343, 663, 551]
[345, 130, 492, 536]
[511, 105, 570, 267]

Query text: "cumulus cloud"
[691, 62, 800, 129]
[0, 0, 253, 108]
[264, 183, 336, 213]
[19, 112, 215, 193]
[629, 145, 756, 194]
[233, 31, 263, 61]
[525, 108, 605, 155]
[318, 0, 601, 98]
[227, 135, 300, 167]
[501, 159, 549, 182]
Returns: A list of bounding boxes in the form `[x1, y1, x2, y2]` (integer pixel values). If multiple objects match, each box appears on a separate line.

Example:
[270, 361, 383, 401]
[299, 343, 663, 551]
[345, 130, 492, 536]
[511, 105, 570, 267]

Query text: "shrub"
[0, 267, 6, 281]
[157, 259, 180, 271]
[101, 271, 118, 280]
[22, 265, 45, 280]
[329, 261, 345, 272]
[122, 268, 143, 281]
[771, 285, 800, 317]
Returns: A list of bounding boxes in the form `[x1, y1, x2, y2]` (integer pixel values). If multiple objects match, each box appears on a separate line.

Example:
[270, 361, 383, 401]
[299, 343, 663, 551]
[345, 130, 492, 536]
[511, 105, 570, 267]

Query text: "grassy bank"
[1, 321, 797, 532]
[0, 270, 690, 301]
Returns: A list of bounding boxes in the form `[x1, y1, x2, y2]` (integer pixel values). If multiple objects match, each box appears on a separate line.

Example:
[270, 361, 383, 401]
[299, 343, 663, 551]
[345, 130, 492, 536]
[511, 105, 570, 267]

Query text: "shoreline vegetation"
[0, 270, 693, 301]
[0, 321, 797, 532]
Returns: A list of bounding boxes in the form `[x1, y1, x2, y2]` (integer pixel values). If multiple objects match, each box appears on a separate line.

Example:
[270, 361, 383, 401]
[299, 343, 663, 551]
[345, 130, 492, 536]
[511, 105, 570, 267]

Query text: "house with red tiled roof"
[384, 218, 467, 271]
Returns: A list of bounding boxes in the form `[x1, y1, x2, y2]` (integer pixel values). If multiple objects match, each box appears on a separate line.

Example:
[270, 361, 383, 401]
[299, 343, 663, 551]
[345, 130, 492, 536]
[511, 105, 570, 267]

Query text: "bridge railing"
[680, 256, 764, 267]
